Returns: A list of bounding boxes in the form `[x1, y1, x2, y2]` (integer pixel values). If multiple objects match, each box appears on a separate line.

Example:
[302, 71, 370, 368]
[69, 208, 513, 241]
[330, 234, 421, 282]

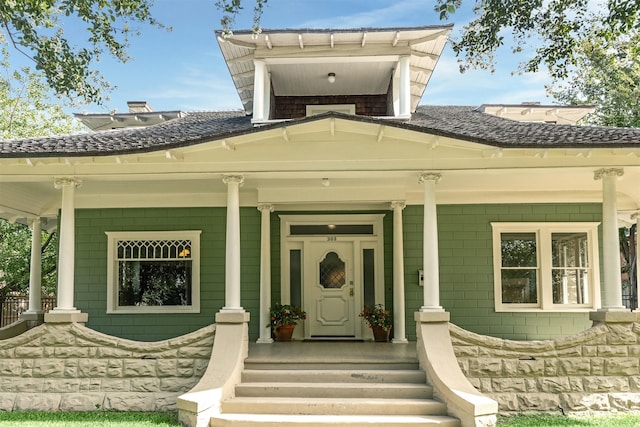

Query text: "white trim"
[306, 104, 356, 116]
[279, 214, 385, 338]
[105, 230, 201, 314]
[491, 222, 601, 312]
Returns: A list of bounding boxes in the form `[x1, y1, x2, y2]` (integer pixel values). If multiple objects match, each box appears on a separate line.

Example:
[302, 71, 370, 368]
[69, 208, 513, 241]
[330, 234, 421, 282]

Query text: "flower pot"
[274, 324, 295, 341]
[372, 326, 391, 342]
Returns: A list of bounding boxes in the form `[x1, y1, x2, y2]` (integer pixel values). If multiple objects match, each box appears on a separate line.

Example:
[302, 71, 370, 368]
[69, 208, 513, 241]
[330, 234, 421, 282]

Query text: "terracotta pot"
[274, 324, 295, 341]
[372, 326, 391, 342]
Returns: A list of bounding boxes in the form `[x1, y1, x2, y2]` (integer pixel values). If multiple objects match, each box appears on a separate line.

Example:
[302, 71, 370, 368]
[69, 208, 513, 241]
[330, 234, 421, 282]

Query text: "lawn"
[0, 412, 180, 426]
[1, 412, 640, 426]
[498, 413, 640, 426]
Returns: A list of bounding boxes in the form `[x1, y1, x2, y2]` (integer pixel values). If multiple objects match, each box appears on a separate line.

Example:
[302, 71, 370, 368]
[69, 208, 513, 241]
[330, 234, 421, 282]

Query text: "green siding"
[74, 204, 601, 342]
[402, 203, 601, 341]
[75, 207, 260, 341]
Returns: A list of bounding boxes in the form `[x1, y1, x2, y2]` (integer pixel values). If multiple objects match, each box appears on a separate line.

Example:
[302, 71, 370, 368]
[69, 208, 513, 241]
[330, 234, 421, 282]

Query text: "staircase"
[210, 344, 460, 426]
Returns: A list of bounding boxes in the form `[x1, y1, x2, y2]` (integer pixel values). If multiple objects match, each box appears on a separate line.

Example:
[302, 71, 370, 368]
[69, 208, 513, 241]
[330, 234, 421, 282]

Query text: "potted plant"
[269, 303, 307, 341]
[359, 304, 392, 342]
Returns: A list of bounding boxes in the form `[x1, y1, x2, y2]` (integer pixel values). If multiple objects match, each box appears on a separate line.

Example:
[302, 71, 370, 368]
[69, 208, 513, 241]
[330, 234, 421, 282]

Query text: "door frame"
[279, 214, 386, 339]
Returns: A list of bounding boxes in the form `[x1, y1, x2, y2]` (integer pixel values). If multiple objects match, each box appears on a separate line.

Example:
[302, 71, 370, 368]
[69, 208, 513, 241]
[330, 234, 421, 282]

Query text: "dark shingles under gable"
[1, 106, 640, 158]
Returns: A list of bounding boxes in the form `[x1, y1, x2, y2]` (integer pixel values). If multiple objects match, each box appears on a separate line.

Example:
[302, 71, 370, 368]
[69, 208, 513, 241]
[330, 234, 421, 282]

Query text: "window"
[106, 231, 201, 314]
[492, 223, 600, 312]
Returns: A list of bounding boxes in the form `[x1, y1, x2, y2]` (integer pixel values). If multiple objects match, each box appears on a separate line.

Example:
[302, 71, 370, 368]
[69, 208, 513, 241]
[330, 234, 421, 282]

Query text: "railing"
[0, 296, 56, 327]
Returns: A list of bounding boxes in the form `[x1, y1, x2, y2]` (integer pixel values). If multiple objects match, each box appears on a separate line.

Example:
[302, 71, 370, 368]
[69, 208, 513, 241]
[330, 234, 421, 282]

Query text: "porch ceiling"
[217, 26, 452, 114]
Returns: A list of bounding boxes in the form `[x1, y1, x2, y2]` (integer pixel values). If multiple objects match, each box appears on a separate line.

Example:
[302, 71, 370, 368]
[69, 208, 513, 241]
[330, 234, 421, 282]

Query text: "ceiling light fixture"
[327, 72, 336, 84]
[321, 178, 330, 187]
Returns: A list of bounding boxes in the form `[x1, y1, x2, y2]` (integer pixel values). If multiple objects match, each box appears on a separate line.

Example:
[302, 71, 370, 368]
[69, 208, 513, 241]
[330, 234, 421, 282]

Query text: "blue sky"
[71, 0, 555, 114]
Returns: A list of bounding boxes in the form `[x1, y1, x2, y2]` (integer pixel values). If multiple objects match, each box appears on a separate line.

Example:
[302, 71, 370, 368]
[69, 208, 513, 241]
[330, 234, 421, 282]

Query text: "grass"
[2, 412, 640, 426]
[498, 413, 640, 426]
[0, 411, 180, 426]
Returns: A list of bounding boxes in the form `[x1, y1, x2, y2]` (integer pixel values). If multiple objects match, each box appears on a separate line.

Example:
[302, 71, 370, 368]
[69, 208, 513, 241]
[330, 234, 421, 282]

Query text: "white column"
[399, 55, 411, 117]
[23, 218, 43, 316]
[257, 203, 274, 343]
[52, 178, 81, 313]
[594, 168, 626, 311]
[391, 201, 408, 343]
[253, 60, 266, 122]
[222, 175, 244, 312]
[420, 172, 444, 312]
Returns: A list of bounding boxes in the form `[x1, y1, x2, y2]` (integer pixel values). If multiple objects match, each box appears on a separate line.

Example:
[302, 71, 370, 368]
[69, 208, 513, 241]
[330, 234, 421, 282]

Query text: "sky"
[67, 0, 557, 115]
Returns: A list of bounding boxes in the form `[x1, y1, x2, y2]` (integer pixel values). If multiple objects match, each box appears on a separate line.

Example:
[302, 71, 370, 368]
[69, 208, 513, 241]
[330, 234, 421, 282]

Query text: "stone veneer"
[0, 323, 214, 412]
[452, 320, 640, 413]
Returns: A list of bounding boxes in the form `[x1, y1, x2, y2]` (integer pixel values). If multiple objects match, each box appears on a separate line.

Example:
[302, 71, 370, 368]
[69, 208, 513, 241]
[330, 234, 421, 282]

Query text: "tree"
[0, 0, 166, 104]
[550, 28, 640, 128]
[217, 1, 639, 81]
[0, 220, 58, 299]
[0, 48, 83, 139]
[435, 0, 640, 79]
[0, 49, 80, 300]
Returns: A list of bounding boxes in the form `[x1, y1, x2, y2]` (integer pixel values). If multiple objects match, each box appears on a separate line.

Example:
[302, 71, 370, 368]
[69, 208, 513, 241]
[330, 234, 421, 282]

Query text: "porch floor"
[247, 341, 418, 364]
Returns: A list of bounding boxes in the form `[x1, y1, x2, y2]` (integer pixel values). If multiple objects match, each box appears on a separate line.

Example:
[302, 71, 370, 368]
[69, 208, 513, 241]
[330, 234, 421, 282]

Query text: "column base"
[419, 306, 445, 313]
[20, 311, 45, 322]
[590, 310, 636, 324]
[256, 337, 274, 344]
[415, 311, 450, 323]
[44, 310, 88, 324]
[216, 310, 250, 324]
[392, 338, 409, 344]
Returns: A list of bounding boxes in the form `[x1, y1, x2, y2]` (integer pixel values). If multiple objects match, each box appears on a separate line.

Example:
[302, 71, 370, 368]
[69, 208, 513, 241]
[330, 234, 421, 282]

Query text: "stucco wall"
[0, 322, 214, 412]
[452, 319, 640, 413]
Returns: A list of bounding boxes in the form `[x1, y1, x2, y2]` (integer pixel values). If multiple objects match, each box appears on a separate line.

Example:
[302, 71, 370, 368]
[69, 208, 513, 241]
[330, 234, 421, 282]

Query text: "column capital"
[54, 177, 82, 189]
[419, 172, 442, 184]
[222, 175, 245, 186]
[594, 168, 624, 181]
[631, 212, 640, 220]
[390, 201, 406, 211]
[28, 217, 42, 227]
[257, 203, 274, 213]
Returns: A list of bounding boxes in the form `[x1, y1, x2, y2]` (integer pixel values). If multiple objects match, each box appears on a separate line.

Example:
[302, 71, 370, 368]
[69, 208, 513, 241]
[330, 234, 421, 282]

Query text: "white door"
[305, 241, 356, 337]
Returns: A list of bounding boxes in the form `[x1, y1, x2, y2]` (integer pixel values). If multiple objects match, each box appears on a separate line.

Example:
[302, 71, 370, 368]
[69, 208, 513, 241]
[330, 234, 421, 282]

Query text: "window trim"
[491, 222, 601, 312]
[105, 230, 201, 314]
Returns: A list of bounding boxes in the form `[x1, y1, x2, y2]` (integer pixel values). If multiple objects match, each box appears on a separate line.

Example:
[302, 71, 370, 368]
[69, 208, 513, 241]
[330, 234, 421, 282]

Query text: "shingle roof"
[1, 106, 640, 158]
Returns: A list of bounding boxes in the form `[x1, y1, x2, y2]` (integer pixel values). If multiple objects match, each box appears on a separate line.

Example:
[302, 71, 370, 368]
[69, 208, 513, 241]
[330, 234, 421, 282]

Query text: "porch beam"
[419, 172, 444, 312]
[257, 203, 274, 343]
[390, 201, 408, 343]
[222, 175, 245, 313]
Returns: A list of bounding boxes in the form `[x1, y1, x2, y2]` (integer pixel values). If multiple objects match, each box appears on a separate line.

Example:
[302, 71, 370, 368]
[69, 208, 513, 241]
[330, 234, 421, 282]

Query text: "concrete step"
[243, 360, 420, 370]
[235, 381, 433, 399]
[241, 369, 426, 384]
[211, 414, 461, 426]
[221, 397, 448, 416]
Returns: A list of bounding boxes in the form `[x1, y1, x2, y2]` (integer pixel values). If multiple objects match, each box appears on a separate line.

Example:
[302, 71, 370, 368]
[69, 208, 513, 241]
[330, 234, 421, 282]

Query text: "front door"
[305, 241, 356, 338]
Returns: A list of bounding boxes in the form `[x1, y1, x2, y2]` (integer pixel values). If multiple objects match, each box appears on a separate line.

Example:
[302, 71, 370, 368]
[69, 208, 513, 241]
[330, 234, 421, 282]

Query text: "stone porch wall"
[452, 320, 640, 413]
[0, 323, 214, 412]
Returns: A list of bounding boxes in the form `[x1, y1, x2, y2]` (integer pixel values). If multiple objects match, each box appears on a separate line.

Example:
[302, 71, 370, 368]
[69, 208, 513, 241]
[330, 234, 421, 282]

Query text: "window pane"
[319, 251, 346, 288]
[552, 232, 588, 267]
[118, 260, 192, 306]
[289, 250, 302, 307]
[501, 270, 538, 303]
[290, 224, 373, 235]
[501, 233, 537, 267]
[363, 249, 375, 307]
[552, 269, 590, 304]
